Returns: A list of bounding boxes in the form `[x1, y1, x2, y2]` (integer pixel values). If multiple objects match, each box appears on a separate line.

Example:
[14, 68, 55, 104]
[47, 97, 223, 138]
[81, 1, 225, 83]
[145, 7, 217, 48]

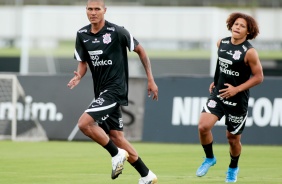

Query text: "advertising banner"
[143, 76, 282, 145]
[14, 75, 146, 141]
[2, 75, 281, 144]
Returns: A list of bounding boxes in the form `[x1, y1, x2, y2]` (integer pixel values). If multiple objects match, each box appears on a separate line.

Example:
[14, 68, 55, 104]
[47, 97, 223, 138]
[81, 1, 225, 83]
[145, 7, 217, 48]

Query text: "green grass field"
[0, 141, 281, 184]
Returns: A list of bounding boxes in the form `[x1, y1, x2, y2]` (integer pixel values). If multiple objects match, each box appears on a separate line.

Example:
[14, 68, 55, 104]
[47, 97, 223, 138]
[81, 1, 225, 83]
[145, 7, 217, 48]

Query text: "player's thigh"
[198, 112, 218, 131]
[78, 112, 96, 128]
[200, 97, 224, 130]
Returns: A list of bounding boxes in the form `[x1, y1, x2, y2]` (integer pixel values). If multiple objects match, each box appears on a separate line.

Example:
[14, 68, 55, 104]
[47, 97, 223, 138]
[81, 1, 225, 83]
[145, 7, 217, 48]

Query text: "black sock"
[103, 140, 118, 157]
[229, 153, 240, 168]
[131, 157, 149, 177]
[202, 142, 214, 158]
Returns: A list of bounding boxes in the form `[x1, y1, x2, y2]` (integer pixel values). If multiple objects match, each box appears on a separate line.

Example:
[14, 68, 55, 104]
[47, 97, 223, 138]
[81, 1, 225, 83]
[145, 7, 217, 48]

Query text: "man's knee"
[198, 122, 212, 134]
[227, 135, 241, 147]
[110, 134, 124, 143]
[77, 113, 95, 133]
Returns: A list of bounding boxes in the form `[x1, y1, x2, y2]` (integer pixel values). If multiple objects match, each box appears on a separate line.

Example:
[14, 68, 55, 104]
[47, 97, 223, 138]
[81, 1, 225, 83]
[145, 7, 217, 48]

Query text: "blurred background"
[0, 0, 281, 76]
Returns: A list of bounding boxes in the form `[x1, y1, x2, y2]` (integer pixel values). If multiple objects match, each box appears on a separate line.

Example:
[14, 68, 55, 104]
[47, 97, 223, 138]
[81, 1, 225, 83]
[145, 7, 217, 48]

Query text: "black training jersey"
[213, 37, 253, 107]
[74, 21, 139, 106]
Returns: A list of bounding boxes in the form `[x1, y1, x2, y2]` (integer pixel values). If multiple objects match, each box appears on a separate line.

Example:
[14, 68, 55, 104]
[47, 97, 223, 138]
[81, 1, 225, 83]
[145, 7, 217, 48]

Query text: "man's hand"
[219, 83, 239, 99]
[209, 82, 215, 93]
[147, 80, 158, 101]
[67, 71, 82, 89]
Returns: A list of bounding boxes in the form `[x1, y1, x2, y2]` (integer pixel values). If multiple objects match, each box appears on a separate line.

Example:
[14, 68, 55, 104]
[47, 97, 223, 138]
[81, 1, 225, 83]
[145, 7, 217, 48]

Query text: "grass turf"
[0, 141, 281, 184]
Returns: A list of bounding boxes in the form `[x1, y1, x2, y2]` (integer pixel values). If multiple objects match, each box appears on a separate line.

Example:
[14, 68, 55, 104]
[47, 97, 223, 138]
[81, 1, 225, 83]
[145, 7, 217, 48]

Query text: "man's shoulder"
[105, 21, 120, 28]
[221, 36, 231, 42]
[77, 24, 91, 34]
[105, 21, 127, 33]
[243, 40, 253, 49]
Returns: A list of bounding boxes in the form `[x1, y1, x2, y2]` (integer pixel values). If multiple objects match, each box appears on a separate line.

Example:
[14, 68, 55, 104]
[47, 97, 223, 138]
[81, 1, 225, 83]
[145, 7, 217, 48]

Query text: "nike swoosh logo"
[83, 39, 90, 43]
[220, 49, 226, 52]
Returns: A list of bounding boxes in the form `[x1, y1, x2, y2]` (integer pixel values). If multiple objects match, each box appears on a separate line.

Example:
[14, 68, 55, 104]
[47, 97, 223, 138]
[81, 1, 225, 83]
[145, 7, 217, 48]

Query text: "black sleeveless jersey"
[74, 21, 139, 106]
[213, 37, 253, 107]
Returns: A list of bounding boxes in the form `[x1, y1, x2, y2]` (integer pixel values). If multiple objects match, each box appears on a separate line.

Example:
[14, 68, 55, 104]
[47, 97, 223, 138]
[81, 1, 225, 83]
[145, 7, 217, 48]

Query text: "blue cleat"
[196, 157, 217, 177]
[225, 167, 239, 183]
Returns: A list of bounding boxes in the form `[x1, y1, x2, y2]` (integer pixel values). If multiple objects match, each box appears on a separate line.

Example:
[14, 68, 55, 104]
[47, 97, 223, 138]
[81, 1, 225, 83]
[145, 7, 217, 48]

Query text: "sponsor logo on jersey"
[219, 66, 240, 77]
[94, 97, 105, 105]
[218, 57, 239, 76]
[233, 50, 242, 60]
[90, 55, 99, 61]
[223, 100, 237, 106]
[221, 40, 229, 44]
[88, 50, 103, 55]
[228, 114, 244, 124]
[242, 45, 247, 52]
[83, 39, 90, 43]
[220, 67, 239, 76]
[118, 118, 123, 128]
[219, 57, 233, 65]
[217, 95, 237, 106]
[92, 38, 100, 43]
[89, 55, 113, 67]
[78, 29, 87, 33]
[103, 33, 112, 44]
[107, 27, 115, 31]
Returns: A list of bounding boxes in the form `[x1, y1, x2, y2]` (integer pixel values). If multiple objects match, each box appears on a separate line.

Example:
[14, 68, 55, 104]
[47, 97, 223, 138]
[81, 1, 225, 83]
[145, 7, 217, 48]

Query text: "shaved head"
[87, 0, 105, 7]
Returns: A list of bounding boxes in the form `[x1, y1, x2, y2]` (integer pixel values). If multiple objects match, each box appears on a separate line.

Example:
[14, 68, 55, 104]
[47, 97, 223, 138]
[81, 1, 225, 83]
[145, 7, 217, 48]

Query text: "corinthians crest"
[103, 33, 111, 44]
[233, 50, 242, 60]
[207, 100, 217, 108]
